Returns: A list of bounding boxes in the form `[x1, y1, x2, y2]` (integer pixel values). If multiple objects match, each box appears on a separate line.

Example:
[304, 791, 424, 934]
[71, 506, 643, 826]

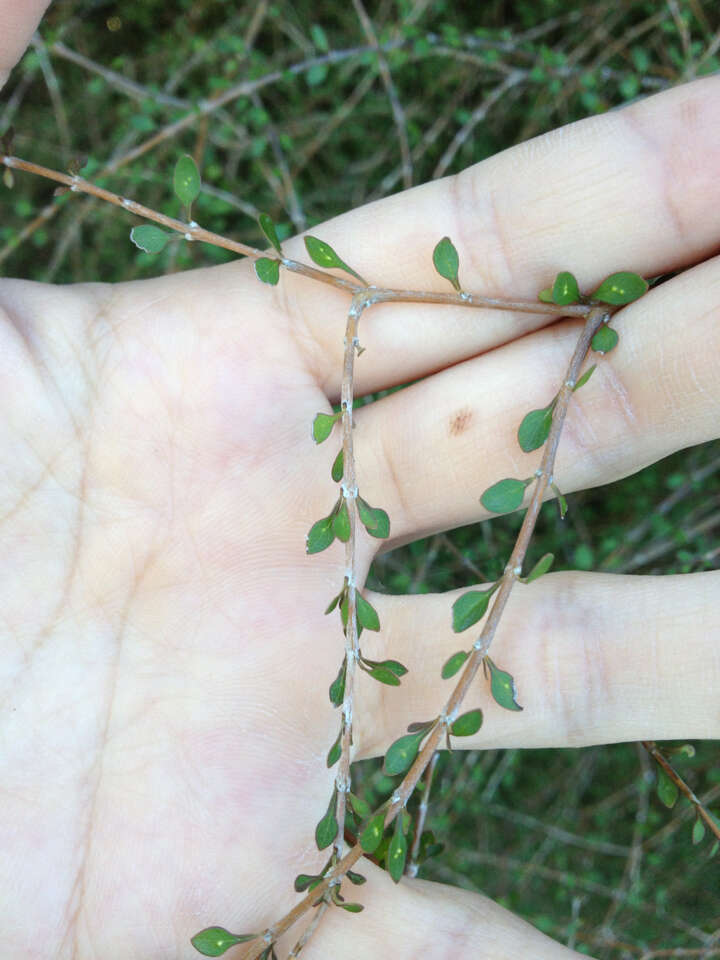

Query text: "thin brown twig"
[406, 751, 438, 877]
[287, 900, 330, 958]
[332, 295, 366, 868]
[642, 741, 720, 844]
[351, 0, 413, 190]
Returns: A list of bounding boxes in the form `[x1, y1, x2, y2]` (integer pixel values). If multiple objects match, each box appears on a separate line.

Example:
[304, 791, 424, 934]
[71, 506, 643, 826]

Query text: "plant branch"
[406, 751, 438, 877]
[2, 154, 599, 321]
[642, 741, 720, 843]
[333, 296, 367, 865]
[242, 306, 608, 958]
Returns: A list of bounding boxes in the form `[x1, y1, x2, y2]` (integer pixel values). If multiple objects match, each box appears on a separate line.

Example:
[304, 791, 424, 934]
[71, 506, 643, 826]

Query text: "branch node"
[473, 636, 489, 654]
[335, 773, 351, 793]
[341, 483, 358, 500]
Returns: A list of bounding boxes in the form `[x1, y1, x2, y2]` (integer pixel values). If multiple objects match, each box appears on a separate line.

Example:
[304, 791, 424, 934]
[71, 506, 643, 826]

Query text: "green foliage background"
[2, 1, 719, 956]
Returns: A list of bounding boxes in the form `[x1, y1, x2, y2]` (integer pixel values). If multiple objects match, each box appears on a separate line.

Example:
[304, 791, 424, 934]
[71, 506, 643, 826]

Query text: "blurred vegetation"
[2, 0, 719, 956]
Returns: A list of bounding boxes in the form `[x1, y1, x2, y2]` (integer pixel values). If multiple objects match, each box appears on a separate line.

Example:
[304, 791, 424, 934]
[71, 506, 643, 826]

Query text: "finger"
[351, 570, 720, 760]
[349, 254, 720, 544]
[0, 1, 51, 89]
[275, 75, 720, 397]
[288, 863, 582, 960]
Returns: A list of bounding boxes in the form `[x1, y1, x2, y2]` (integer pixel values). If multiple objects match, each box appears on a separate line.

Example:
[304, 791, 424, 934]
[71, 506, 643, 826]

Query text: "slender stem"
[244, 307, 609, 958]
[406, 752, 438, 877]
[287, 900, 330, 958]
[1, 154, 593, 319]
[333, 296, 366, 864]
[642, 741, 720, 842]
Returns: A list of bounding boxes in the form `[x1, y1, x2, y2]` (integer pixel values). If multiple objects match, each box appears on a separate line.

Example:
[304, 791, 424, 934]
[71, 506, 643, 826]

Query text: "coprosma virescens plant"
[4, 130, 719, 957]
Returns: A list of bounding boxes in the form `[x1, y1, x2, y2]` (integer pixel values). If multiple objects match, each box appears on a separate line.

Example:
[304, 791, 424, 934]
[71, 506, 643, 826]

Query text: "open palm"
[2, 52, 719, 960]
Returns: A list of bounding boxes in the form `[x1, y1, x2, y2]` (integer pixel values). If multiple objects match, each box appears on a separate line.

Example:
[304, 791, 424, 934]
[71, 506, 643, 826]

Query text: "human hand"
[2, 9, 719, 954]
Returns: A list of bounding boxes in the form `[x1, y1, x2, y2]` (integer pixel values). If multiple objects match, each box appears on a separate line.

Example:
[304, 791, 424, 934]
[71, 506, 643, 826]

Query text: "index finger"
[275, 75, 720, 398]
[0, 1, 51, 89]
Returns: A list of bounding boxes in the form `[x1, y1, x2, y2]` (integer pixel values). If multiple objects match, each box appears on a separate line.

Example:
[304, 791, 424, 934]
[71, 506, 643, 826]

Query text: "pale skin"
[1, 6, 719, 958]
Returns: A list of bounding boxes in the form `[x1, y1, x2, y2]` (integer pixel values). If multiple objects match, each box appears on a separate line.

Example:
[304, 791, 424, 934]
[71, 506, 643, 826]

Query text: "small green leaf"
[304, 235, 364, 282]
[327, 730, 342, 767]
[452, 589, 491, 632]
[191, 928, 256, 957]
[130, 224, 170, 254]
[306, 62, 329, 87]
[384, 729, 427, 776]
[356, 592, 380, 631]
[551, 481, 568, 519]
[552, 271, 580, 305]
[407, 719, 435, 733]
[591, 271, 648, 305]
[324, 591, 342, 615]
[348, 792, 370, 819]
[441, 650, 469, 679]
[258, 212, 283, 254]
[657, 768, 679, 809]
[591, 325, 619, 354]
[692, 818, 706, 846]
[312, 412, 338, 443]
[523, 552, 554, 584]
[333, 500, 351, 543]
[294, 873, 321, 892]
[310, 23, 329, 52]
[573, 364, 596, 392]
[360, 813, 386, 853]
[174, 153, 201, 207]
[254, 257, 280, 285]
[357, 496, 390, 539]
[432, 236, 460, 291]
[315, 792, 339, 850]
[367, 665, 400, 686]
[480, 477, 531, 514]
[387, 817, 408, 883]
[329, 659, 346, 707]
[450, 708, 483, 737]
[338, 901, 364, 913]
[378, 659, 407, 677]
[538, 287, 553, 303]
[347, 869, 367, 885]
[306, 515, 335, 554]
[517, 402, 555, 453]
[486, 656, 523, 711]
[418, 830, 444, 864]
[331, 449, 344, 483]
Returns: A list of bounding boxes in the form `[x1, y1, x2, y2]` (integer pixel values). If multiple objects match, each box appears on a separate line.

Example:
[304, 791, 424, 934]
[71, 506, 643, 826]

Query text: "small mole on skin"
[449, 407, 473, 437]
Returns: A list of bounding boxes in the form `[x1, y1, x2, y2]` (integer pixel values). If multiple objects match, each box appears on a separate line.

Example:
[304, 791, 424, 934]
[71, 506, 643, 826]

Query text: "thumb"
[0, 0, 52, 90]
